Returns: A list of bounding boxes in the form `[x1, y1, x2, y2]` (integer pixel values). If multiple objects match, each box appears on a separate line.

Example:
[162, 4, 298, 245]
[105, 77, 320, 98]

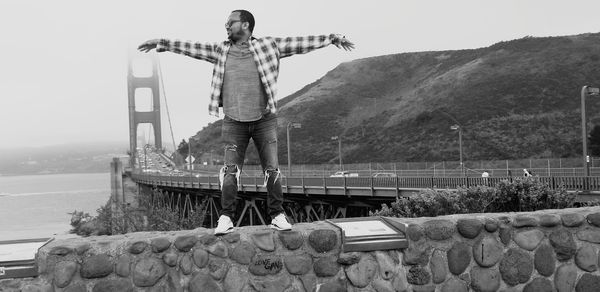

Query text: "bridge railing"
[185, 165, 600, 178]
[131, 172, 600, 193]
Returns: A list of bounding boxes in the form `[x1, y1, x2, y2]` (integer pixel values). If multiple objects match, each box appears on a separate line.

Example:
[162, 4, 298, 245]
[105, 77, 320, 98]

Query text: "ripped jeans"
[220, 112, 283, 220]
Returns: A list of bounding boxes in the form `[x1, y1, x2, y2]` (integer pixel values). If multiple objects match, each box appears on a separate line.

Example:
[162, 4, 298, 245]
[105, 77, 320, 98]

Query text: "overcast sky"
[1, 0, 599, 150]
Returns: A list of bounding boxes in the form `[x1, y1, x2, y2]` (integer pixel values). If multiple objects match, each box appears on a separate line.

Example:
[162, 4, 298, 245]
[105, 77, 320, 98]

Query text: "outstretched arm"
[137, 39, 220, 64]
[275, 34, 355, 58]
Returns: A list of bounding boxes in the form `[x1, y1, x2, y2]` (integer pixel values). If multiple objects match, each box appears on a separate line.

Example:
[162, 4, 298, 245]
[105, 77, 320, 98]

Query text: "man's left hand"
[334, 35, 355, 51]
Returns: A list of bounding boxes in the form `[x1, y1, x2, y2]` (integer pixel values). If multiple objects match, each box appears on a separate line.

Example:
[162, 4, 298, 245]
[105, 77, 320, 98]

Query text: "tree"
[177, 139, 189, 157]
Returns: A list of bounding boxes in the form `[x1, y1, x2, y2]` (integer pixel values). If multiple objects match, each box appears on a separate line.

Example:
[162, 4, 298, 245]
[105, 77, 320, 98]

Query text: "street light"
[450, 125, 464, 176]
[188, 137, 193, 171]
[286, 122, 302, 177]
[331, 135, 343, 171]
[581, 85, 600, 176]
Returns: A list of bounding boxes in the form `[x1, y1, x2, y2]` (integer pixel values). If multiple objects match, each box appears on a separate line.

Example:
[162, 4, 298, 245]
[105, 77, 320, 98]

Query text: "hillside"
[189, 33, 600, 164]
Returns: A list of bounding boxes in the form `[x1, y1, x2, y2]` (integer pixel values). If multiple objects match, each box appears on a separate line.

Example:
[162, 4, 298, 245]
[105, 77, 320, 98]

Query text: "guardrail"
[131, 172, 600, 197]
[182, 166, 600, 178]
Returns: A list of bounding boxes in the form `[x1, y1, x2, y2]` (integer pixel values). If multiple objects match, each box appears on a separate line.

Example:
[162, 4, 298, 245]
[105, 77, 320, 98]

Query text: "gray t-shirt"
[222, 42, 268, 122]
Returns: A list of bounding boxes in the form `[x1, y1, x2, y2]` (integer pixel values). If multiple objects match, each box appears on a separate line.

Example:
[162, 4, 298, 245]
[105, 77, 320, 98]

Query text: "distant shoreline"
[0, 171, 110, 178]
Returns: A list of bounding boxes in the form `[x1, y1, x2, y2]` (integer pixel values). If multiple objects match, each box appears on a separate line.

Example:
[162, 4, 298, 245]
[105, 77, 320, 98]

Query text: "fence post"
[301, 168, 306, 194]
[395, 175, 399, 199]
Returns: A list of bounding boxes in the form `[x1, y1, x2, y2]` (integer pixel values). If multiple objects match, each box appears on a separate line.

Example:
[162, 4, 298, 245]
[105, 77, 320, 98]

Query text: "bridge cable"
[156, 58, 178, 153]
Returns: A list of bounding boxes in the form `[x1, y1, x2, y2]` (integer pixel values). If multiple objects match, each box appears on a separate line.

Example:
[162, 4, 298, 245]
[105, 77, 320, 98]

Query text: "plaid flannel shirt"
[157, 34, 341, 117]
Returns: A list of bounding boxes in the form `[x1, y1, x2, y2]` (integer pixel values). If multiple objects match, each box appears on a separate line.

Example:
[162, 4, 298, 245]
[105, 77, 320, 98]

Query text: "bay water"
[0, 173, 111, 241]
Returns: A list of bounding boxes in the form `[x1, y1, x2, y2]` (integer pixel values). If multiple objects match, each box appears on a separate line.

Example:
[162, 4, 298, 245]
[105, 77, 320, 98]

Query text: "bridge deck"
[131, 173, 600, 199]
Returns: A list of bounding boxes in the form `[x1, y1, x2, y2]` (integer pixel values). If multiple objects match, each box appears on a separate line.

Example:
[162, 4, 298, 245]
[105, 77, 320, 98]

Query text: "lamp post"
[188, 137, 192, 171]
[450, 125, 464, 176]
[286, 122, 302, 177]
[331, 136, 343, 170]
[581, 85, 600, 176]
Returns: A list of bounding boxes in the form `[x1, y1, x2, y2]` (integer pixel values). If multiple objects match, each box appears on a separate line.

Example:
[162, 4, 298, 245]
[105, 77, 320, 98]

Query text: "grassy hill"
[188, 33, 600, 165]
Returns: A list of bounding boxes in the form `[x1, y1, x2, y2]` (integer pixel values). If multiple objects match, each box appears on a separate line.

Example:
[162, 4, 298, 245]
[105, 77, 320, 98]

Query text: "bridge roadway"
[130, 172, 600, 226]
[131, 172, 600, 200]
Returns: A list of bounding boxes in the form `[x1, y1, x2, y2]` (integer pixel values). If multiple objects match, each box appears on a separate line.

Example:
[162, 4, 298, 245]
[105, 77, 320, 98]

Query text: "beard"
[228, 30, 244, 42]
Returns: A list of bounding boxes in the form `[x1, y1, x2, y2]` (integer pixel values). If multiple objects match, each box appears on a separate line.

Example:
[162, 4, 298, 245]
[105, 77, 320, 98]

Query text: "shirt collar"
[226, 36, 257, 45]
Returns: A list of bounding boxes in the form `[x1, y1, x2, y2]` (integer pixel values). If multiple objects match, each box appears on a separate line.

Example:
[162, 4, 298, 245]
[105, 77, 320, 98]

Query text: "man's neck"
[233, 34, 251, 45]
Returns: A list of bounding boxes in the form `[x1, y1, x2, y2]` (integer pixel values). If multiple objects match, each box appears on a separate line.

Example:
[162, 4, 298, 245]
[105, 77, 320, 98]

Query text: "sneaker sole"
[214, 228, 234, 235]
[269, 224, 291, 231]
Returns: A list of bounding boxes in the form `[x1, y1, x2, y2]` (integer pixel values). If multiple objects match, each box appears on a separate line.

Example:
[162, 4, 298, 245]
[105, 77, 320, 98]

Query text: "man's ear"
[242, 22, 249, 31]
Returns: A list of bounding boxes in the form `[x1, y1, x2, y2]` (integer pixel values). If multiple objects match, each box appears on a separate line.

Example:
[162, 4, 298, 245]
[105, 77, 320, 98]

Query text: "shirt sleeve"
[274, 34, 338, 58]
[156, 39, 220, 64]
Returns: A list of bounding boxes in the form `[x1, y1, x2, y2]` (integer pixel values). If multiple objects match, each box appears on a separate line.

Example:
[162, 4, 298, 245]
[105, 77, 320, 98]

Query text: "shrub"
[69, 189, 207, 236]
[371, 177, 582, 218]
[68, 203, 111, 236]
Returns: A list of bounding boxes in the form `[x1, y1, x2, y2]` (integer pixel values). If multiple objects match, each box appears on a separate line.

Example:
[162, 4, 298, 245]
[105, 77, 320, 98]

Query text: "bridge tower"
[127, 53, 162, 158]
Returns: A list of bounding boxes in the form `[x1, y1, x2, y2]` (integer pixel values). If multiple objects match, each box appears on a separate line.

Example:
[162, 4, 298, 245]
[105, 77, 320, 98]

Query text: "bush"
[68, 203, 111, 236]
[69, 189, 208, 236]
[371, 177, 584, 218]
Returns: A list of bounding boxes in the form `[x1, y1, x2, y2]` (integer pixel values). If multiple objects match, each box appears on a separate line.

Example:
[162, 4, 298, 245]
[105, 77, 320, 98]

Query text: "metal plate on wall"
[0, 238, 53, 279]
[326, 217, 408, 252]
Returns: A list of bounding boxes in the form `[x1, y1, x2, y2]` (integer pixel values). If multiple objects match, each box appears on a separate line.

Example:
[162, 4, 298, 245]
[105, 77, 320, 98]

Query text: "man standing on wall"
[138, 10, 355, 235]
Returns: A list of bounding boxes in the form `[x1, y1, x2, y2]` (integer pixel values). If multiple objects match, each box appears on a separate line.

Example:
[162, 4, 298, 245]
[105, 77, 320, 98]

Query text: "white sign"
[0, 267, 5, 276]
[185, 155, 195, 163]
[335, 220, 398, 237]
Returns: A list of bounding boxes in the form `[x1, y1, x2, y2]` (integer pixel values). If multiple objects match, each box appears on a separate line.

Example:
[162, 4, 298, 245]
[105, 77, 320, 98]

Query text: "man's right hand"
[138, 39, 160, 53]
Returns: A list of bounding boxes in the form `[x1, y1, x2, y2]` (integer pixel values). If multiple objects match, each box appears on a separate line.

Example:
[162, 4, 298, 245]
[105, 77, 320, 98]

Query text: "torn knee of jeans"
[224, 164, 238, 175]
[219, 164, 241, 191]
[224, 144, 238, 152]
[263, 168, 281, 187]
[265, 168, 280, 175]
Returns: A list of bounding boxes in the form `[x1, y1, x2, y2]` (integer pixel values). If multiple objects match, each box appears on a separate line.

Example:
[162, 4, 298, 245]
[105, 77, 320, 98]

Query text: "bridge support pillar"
[304, 204, 321, 222]
[110, 158, 125, 233]
[236, 198, 266, 227]
[202, 195, 221, 228]
[127, 53, 162, 162]
[333, 206, 347, 219]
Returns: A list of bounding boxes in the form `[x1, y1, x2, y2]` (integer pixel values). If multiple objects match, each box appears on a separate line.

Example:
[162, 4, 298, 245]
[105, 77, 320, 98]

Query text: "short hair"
[232, 10, 255, 33]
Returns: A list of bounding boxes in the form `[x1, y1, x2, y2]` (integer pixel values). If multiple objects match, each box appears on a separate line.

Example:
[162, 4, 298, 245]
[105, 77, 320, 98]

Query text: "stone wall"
[3, 206, 600, 291]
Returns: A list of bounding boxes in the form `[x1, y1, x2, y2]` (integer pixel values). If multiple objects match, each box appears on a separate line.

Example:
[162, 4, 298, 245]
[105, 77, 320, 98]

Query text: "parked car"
[373, 172, 397, 178]
[330, 171, 359, 177]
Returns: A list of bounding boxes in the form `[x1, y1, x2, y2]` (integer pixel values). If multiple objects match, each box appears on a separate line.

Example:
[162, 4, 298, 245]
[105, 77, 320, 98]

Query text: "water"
[0, 173, 111, 241]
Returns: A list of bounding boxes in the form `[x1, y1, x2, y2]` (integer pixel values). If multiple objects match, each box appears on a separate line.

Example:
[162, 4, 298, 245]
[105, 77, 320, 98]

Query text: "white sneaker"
[214, 215, 234, 235]
[270, 213, 292, 231]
